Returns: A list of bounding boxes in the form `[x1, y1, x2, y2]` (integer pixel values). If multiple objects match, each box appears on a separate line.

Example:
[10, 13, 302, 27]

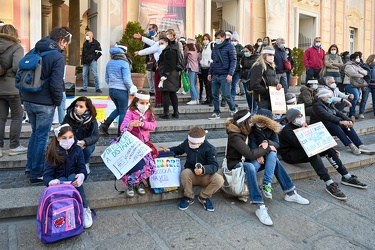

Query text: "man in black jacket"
[79, 31, 102, 93]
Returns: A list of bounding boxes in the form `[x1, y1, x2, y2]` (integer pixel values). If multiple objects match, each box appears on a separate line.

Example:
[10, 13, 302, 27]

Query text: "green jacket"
[234, 44, 244, 72]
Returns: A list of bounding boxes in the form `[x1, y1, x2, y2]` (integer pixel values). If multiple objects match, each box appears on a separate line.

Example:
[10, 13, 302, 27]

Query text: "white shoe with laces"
[187, 100, 199, 105]
[137, 184, 146, 195]
[9, 145, 28, 156]
[83, 207, 93, 229]
[126, 186, 135, 197]
[284, 191, 310, 205]
[255, 204, 273, 226]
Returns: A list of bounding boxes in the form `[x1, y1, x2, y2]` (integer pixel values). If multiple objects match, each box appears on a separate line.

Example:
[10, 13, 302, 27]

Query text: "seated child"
[168, 126, 224, 212]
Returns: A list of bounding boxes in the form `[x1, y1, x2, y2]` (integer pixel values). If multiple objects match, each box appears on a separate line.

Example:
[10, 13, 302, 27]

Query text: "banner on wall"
[138, 0, 186, 38]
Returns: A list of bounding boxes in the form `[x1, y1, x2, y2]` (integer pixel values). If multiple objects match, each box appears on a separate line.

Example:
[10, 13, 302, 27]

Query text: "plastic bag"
[181, 71, 190, 92]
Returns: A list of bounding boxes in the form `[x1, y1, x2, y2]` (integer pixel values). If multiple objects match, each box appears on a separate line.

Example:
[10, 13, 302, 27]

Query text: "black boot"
[159, 113, 170, 119]
[99, 117, 114, 135]
[172, 112, 179, 119]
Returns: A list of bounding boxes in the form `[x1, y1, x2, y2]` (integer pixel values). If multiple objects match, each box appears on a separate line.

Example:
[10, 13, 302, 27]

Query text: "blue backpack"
[15, 48, 58, 93]
[36, 184, 84, 244]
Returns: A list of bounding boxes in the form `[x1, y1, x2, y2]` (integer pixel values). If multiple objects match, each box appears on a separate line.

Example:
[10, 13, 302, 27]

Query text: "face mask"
[137, 103, 149, 113]
[257, 42, 262, 46]
[293, 117, 304, 127]
[286, 50, 289, 55]
[279, 44, 285, 49]
[266, 55, 274, 63]
[215, 39, 222, 45]
[313, 84, 318, 90]
[231, 41, 237, 46]
[263, 41, 268, 45]
[326, 97, 333, 104]
[256, 124, 265, 129]
[329, 83, 337, 89]
[159, 44, 166, 50]
[355, 58, 361, 63]
[315, 42, 321, 47]
[149, 30, 155, 37]
[331, 50, 337, 54]
[75, 107, 86, 115]
[244, 52, 251, 57]
[203, 40, 209, 45]
[59, 138, 74, 150]
[85, 35, 90, 41]
[226, 36, 231, 39]
[189, 143, 200, 149]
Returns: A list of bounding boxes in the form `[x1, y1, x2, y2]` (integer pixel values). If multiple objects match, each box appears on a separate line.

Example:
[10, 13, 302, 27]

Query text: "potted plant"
[290, 47, 305, 86]
[118, 21, 147, 88]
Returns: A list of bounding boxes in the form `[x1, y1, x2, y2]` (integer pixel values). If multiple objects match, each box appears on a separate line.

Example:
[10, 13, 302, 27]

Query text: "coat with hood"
[21, 37, 64, 106]
[343, 60, 368, 85]
[249, 114, 281, 149]
[169, 139, 219, 175]
[158, 40, 180, 92]
[43, 142, 87, 187]
[297, 85, 317, 107]
[81, 38, 102, 65]
[105, 47, 134, 91]
[225, 119, 271, 170]
[250, 61, 278, 101]
[0, 33, 24, 95]
[310, 98, 351, 125]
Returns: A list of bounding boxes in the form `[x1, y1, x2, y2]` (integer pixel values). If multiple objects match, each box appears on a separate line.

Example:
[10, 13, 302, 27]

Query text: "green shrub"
[291, 47, 305, 78]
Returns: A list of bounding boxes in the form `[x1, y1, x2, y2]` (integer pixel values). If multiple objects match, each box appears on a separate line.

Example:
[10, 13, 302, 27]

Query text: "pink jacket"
[184, 48, 202, 73]
[120, 109, 156, 142]
[303, 46, 325, 70]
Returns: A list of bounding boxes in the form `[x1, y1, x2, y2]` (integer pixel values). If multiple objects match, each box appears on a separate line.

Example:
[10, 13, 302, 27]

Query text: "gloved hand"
[48, 179, 60, 186]
[160, 76, 167, 81]
[74, 173, 85, 187]
[129, 85, 137, 95]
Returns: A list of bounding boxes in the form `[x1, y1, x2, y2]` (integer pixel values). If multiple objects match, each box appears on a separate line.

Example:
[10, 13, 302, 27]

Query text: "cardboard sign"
[293, 122, 337, 157]
[287, 104, 306, 123]
[101, 132, 151, 179]
[269, 86, 286, 114]
[63, 65, 76, 84]
[149, 158, 181, 188]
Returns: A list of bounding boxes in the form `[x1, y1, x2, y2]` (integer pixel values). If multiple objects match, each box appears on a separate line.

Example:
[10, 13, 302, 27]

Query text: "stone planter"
[131, 73, 146, 89]
[290, 76, 299, 86]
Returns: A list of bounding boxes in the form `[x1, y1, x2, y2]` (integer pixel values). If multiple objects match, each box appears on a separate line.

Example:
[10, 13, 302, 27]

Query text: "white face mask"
[258, 42, 263, 46]
[203, 40, 209, 45]
[293, 117, 304, 127]
[189, 144, 200, 149]
[331, 50, 337, 54]
[355, 58, 361, 63]
[329, 83, 337, 89]
[266, 55, 274, 63]
[315, 42, 321, 47]
[75, 107, 86, 115]
[231, 41, 238, 46]
[85, 35, 90, 41]
[159, 44, 166, 50]
[59, 138, 75, 150]
[137, 103, 150, 113]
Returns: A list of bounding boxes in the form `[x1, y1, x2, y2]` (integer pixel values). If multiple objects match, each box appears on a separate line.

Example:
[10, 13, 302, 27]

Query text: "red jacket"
[303, 46, 325, 69]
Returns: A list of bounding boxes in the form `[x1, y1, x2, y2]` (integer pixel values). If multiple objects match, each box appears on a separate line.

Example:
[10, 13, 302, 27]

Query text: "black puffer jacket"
[250, 62, 278, 101]
[310, 98, 351, 125]
[240, 54, 258, 80]
[81, 38, 102, 65]
[158, 41, 180, 92]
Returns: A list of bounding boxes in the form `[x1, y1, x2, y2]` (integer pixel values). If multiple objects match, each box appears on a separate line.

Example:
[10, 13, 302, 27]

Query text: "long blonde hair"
[252, 46, 276, 70]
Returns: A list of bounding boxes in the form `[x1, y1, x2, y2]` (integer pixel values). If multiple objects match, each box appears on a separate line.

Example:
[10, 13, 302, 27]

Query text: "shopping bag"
[181, 71, 190, 92]
[220, 158, 249, 197]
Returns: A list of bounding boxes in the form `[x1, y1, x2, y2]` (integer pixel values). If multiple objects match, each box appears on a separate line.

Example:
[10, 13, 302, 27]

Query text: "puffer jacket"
[343, 61, 367, 85]
[240, 54, 259, 80]
[120, 109, 156, 142]
[273, 44, 287, 74]
[0, 34, 24, 95]
[297, 85, 317, 108]
[105, 47, 134, 91]
[249, 114, 281, 149]
[225, 119, 271, 170]
[249, 62, 278, 101]
[208, 39, 236, 76]
[169, 139, 219, 175]
[43, 142, 87, 186]
[278, 122, 304, 157]
[310, 98, 351, 125]
[158, 41, 180, 92]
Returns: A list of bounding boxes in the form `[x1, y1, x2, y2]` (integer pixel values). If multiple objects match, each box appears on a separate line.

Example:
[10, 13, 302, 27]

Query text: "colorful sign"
[150, 158, 181, 188]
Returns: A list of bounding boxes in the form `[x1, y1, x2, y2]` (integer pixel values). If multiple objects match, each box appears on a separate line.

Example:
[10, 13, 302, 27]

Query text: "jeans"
[242, 82, 258, 114]
[370, 88, 375, 115]
[286, 72, 291, 86]
[83, 60, 100, 90]
[344, 84, 360, 117]
[212, 75, 236, 114]
[188, 71, 199, 101]
[231, 71, 241, 99]
[359, 87, 370, 115]
[108, 88, 129, 134]
[57, 91, 66, 124]
[24, 102, 55, 179]
[83, 144, 95, 164]
[323, 122, 362, 147]
[250, 151, 277, 184]
[59, 174, 88, 208]
[276, 72, 288, 93]
[0, 95, 23, 148]
[147, 70, 155, 93]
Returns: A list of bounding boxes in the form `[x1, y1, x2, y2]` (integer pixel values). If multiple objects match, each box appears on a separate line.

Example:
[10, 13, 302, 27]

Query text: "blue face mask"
[149, 30, 155, 37]
[327, 97, 333, 104]
[215, 39, 222, 45]
[313, 85, 318, 90]
[263, 41, 268, 45]
[280, 44, 285, 49]
[244, 52, 251, 57]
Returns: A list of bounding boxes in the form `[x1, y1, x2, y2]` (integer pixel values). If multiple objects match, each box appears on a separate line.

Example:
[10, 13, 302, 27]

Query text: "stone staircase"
[1, 86, 375, 219]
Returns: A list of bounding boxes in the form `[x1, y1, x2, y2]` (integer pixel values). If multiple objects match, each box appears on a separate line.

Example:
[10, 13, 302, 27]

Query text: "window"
[349, 28, 356, 54]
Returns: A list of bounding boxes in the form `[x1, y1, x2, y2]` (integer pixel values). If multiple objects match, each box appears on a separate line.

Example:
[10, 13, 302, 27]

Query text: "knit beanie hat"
[257, 108, 273, 119]
[317, 88, 332, 98]
[285, 93, 296, 104]
[232, 31, 240, 41]
[286, 108, 301, 123]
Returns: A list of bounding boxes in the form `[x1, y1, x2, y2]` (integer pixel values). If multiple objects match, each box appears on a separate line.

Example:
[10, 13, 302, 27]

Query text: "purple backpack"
[36, 184, 84, 244]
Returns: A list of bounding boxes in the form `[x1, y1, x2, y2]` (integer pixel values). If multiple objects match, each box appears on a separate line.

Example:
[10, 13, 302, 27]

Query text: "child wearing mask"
[43, 124, 93, 229]
[167, 126, 224, 212]
[120, 90, 157, 197]
[297, 79, 319, 116]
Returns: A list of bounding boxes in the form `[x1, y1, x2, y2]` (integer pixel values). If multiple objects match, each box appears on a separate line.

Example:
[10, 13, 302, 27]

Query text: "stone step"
[0, 141, 374, 219]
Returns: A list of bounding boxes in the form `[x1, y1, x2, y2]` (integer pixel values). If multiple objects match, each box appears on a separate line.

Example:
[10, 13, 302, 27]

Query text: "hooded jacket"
[158, 41, 180, 92]
[240, 54, 258, 80]
[297, 85, 317, 107]
[169, 139, 219, 175]
[225, 119, 271, 170]
[105, 47, 134, 91]
[249, 114, 281, 149]
[0, 33, 24, 95]
[21, 37, 64, 106]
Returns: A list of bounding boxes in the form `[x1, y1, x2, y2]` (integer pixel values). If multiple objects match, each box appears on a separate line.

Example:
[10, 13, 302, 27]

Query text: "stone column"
[204, 0, 211, 34]
[30, 0, 42, 49]
[69, 0, 80, 66]
[41, 4, 51, 38]
[49, 0, 65, 29]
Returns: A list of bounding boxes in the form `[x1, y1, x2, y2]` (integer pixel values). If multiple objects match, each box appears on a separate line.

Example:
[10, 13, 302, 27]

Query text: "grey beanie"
[286, 108, 301, 122]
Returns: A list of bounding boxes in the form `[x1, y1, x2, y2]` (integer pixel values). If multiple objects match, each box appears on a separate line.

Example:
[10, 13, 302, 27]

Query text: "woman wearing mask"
[240, 44, 258, 113]
[199, 34, 214, 106]
[254, 38, 263, 55]
[184, 38, 202, 105]
[343, 53, 368, 120]
[321, 44, 343, 86]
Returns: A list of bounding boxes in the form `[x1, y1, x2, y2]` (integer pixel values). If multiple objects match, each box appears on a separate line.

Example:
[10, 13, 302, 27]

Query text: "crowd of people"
[0, 20, 372, 229]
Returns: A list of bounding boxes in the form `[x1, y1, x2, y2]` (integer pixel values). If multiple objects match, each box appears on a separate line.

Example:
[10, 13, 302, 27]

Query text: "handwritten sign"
[287, 104, 306, 123]
[269, 86, 286, 114]
[150, 158, 181, 188]
[101, 132, 151, 179]
[293, 122, 337, 157]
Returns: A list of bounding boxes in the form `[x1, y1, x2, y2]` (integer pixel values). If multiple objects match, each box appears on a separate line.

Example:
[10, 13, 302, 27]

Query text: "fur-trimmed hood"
[251, 114, 281, 133]
[225, 118, 244, 133]
[0, 33, 19, 53]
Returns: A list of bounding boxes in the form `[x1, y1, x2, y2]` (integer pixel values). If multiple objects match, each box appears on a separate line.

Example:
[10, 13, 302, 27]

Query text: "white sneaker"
[137, 184, 146, 195]
[284, 191, 310, 205]
[85, 163, 91, 175]
[255, 205, 273, 226]
[230, 108, 238, 117]
[9, 145, 28, 156]
[83, 207, 93, 229]
[359, 114, 365, 119]
[126, 186, 135, 197]
[187, 100, 199, 105]
[208, 113, 220, 120]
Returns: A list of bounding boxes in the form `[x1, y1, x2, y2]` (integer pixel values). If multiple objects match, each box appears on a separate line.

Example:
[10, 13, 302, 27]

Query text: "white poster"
[269, 86, 286, 114]
[287, 103, 306, 123]
[293, 122, 337, 157]
[150, 158, 181, 188]
[101, 132, 151, 180]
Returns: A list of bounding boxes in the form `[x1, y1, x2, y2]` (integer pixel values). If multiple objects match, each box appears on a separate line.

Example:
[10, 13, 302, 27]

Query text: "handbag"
[283, 59, 292, 71]
[181, 71, 190, 92]
[349, 76, 368, 88]
[146, 56, 156, 72]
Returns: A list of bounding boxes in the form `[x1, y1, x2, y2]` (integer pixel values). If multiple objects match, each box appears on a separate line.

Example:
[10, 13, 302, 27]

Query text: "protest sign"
[287, 103, 306, 123]
[150, 158, 181, 188]
[293, 122, 337, 157]
[269, 86, 286, 114]
[101, 132, 151, 179]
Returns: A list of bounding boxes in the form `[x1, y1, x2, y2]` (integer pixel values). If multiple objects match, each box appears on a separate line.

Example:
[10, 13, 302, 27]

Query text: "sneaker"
[284, 191, 310, 205]
[126, 186, 135, 197]
[325, 182, 347, 200]
[137, 183, 146, 195]
[181, 90, 187, 95]
[348, 144, 361, 155]
[359, 114, 365, 119]
[230, 108, 238, 117]
[187, 100, 199, 105]
[29, 176, 43, 184]
[178, 197, 194, 210]
[341, 175, 367, 189]
[85, 163, 91, 175]
[238, 196, 248, 203]
[0, 147, 2, 158]
[78, 89, 87, 92]
[83, 207, 93, 229]
[96, 89, 102, 93]
[255, 204, 273, 226]
[9, 145, 28, 156]
[208, 113, 220, 120]
[198, 196, 215, 212]
[221, 99, 226, 107]
[261, 184, 273, 199]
